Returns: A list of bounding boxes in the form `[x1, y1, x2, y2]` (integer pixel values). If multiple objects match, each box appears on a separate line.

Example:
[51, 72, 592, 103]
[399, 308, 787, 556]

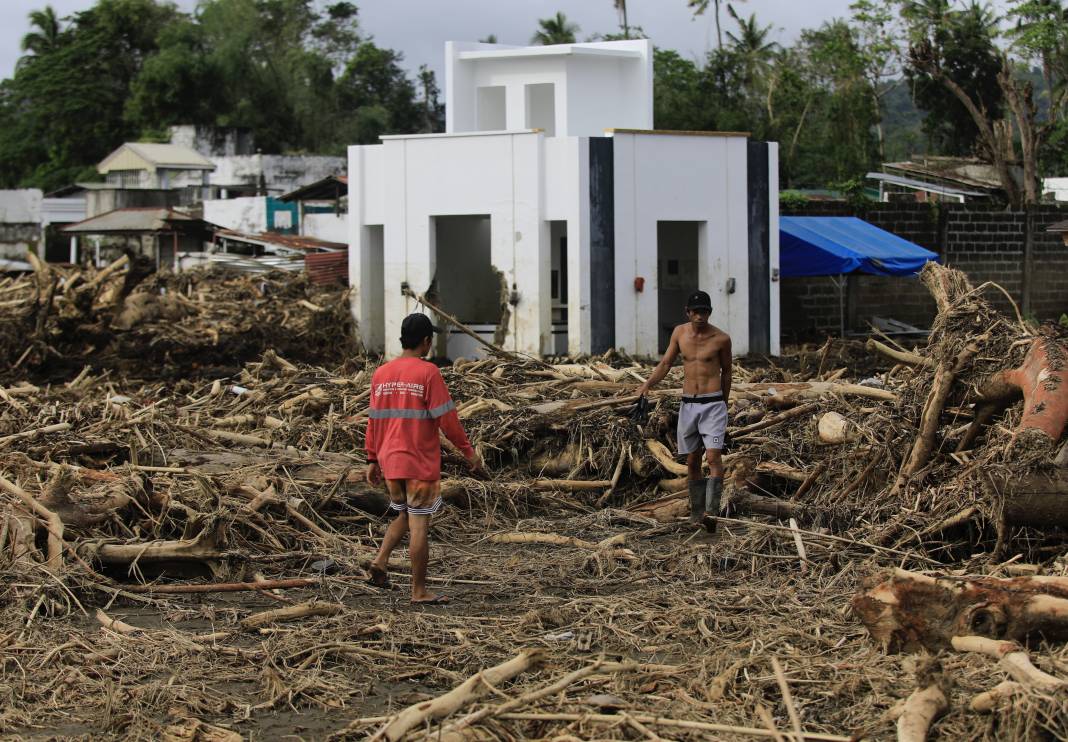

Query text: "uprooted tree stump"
[853, 568, 1068, 652]
[976, 328, 1068, 444]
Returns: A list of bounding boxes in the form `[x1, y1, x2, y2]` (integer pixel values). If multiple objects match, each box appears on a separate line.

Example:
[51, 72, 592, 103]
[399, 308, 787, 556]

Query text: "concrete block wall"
[780, 201, 1068, 339]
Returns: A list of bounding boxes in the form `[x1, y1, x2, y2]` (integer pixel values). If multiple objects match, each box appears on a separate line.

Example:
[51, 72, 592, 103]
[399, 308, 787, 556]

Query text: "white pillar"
[69, 236, 77, 264]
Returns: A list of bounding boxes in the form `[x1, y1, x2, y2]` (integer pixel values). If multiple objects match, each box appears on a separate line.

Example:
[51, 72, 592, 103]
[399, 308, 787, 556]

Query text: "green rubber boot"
[704, 477, 723, 533]
[688, 478, 707, 525]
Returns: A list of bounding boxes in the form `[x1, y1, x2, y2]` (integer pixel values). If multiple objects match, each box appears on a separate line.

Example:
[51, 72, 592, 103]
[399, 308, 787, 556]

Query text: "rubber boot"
[704, 477, 723, 533]
[688, 478, 707, 525]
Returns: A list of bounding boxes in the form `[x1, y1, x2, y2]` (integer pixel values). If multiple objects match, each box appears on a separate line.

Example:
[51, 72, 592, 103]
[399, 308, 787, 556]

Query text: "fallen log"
[866, 338, 934, 368]
[891, 335, 984, 495]
[0, 472, 64, 570]
[240, 601, 344, 629]
[970, 681, 1025, 713]
[951, 635, 1066, 691]
[118, 577, 318, 594]
[365, 649, 544, 741]
[732, 402, 820, 437]
[895, 659, 949, 742]
[977, 332, 1068, 441]
[79, 521, 227, 565]
[853, 568, 1068, 652]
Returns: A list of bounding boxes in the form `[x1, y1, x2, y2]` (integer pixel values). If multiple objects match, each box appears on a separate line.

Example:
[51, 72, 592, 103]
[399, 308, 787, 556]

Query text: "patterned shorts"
[385, 479, 443, 516]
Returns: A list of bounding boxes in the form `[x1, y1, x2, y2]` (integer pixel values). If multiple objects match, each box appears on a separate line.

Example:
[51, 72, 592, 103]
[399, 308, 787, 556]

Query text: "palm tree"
[614, 0, 630, 39]
[531, 12, 579, 45]
[20, 6, 62, 57]
[725, 6, 779, 87]
[688, 0, 747, 50]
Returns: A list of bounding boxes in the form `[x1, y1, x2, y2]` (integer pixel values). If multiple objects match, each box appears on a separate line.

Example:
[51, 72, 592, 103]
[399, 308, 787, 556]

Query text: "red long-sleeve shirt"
[365, 357, 474, 481]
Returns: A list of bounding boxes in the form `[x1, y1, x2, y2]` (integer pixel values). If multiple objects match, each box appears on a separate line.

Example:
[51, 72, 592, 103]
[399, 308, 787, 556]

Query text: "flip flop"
[367, 565, 392, 589]
[411, 594, 451, 605]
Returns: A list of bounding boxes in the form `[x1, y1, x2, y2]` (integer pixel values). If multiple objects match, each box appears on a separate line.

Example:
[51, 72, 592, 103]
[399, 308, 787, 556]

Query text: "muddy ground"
[4, 505, 1063, 741]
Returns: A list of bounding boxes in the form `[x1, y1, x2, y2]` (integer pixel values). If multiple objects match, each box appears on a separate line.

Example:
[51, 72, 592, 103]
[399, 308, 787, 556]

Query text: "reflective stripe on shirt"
[368, 400, 455, 420]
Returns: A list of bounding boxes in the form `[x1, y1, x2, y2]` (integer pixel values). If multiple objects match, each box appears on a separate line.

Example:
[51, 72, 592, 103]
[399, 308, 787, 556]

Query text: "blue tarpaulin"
[780, 216, 939, 278]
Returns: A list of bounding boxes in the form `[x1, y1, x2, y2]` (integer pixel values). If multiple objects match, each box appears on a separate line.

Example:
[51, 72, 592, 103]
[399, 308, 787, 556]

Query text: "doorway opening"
[549, 220, 568, 355]
[432, 215, 497, 357]
[365, 225, 384, 348]
[657, 221, 701, 353]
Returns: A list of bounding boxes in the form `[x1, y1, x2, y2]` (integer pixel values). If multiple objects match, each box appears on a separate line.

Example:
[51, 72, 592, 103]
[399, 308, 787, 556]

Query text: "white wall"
[350, 131, 550, 358]
[612, 132, 753, 357]
[210, 155, 344, 194]
[542, 136, 591, 355]
[203, 197, 267, 233]
[0, 190, 42, 224]
[446, 40, 652, 138]
[1044, 177, 1068, 202]
[768, 143, 781, 356]
[41, 197, 86, 227]
[565, 50, 652, 136]
[303, 213, 347, 243]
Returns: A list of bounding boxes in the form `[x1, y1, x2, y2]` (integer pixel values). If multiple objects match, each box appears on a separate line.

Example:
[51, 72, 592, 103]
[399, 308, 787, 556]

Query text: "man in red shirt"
[364, 313, 482, 604]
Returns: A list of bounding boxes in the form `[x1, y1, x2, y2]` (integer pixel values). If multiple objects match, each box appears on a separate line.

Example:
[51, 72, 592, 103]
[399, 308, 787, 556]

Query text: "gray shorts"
[677, 394, 728, 454]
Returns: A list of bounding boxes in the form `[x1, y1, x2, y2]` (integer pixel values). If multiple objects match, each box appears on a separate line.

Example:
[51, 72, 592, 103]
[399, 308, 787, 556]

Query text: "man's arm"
[365, 384, 381, 484]
[719, 335, 732, 403]
[636, 328, 681, 396]
[426, 370, 481, 470]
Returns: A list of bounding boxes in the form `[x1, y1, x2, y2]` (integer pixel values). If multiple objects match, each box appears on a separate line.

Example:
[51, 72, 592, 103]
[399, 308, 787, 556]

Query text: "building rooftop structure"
[98, 143, 217, 175]
[445, 39, 652, 137]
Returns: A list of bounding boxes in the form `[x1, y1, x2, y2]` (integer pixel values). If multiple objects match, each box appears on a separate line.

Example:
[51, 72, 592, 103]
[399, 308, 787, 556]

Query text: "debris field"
[0, 257, 1067, 740]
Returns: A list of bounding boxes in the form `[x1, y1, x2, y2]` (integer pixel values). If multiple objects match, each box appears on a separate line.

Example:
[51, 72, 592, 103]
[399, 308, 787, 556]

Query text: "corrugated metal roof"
[881, 158, 1004, 192]
[178, 252, 305, 274]
[278, 175, 348, 202]
[217, 229, 346, 252]
[305, 250, 348, 285]
[98, 142, 216, 173]
[62, 207, 201, 234]
[866, 172, 988, 198]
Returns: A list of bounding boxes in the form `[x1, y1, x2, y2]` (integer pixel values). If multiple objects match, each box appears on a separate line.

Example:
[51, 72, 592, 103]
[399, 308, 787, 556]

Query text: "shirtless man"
[636, 290, 732, 531]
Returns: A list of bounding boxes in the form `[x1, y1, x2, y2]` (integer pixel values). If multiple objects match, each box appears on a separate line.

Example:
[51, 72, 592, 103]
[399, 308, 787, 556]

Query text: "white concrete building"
[348, 40, 779, 359]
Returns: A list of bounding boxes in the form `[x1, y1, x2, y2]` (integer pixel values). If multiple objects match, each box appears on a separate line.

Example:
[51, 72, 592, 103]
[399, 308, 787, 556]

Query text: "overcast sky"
[0, 0, 873, 83]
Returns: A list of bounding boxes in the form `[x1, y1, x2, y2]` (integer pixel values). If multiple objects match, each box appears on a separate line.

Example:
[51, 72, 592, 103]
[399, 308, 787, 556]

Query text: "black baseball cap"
[685, 290, 712, 311]
[400, 313, 442, 344]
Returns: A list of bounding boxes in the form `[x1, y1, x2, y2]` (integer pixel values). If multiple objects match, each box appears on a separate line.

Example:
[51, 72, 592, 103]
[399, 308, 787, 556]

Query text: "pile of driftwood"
[0, 252, 357, 381]
[0, 261, 1066, 739]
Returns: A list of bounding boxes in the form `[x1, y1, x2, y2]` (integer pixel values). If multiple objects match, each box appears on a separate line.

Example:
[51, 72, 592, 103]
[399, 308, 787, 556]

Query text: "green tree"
[614, 0, 630, 39]
[532, 12, 579, 45]
[20, 6, 63, 58]
[724, 5, 779, 88]
[904, 1, 1003, 156]
[1003, 0, 1068, 195]
[799, 20, 880, 183]
[335, 42, 421, 144]
[418, 64, 444, 133]
[900, 0, 1067, 205]
[0, 0, 179, 191]
[687, 0, 747, 50]
[849, 0, 906, 159]
[653, 49, 709, 130]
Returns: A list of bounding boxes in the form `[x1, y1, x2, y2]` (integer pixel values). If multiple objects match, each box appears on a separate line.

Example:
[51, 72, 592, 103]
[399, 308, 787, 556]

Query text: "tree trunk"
[854, 568, 1068, 652]
[977, 334, 1068, 442]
